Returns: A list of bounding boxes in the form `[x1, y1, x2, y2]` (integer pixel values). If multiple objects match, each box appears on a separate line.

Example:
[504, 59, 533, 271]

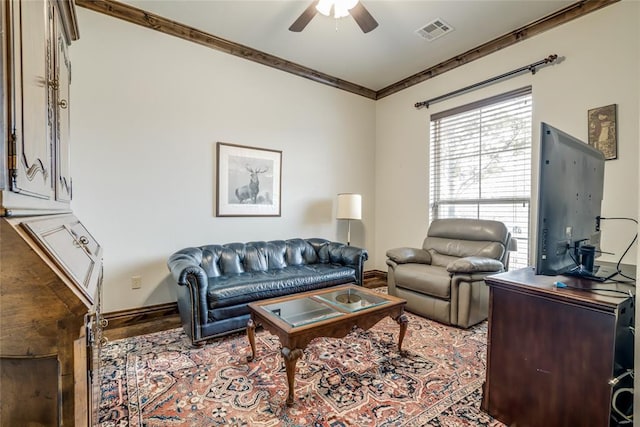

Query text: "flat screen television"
[535, 122, 612, 280]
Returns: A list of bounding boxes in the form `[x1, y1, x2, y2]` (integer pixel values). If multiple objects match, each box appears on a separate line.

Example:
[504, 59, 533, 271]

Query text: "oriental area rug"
[98, 305, 505, 426]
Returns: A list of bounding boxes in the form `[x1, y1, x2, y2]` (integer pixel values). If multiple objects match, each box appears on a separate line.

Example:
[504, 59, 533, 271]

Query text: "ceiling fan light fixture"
[291, 0, 376, 33]
[333, 3, 350, 18]
[316, 0, 333, 16]
[316, 0, 359, 19]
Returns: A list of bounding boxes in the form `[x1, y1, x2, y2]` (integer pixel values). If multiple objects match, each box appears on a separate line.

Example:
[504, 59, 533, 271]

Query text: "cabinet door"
[55, 21, 72, 202]
[10, 0, 54, 199]
[486, 286, 616, 426]
[21, 214, 103, 302]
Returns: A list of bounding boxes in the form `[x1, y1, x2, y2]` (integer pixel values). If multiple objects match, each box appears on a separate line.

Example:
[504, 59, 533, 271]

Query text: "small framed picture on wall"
[588, 104, 617, 160]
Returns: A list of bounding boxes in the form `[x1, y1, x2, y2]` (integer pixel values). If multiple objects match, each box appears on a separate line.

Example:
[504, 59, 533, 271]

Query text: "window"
[429, 87, 532, 269]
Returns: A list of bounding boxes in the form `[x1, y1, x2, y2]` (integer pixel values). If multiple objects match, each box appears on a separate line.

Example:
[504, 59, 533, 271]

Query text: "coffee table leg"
[282, 347, 303, 406]
[247, 318, 256, 362]
[394, 313, 408, 352]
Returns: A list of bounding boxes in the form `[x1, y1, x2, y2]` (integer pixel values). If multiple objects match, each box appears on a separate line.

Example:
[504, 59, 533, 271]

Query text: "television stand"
[482, 265, 635, 426]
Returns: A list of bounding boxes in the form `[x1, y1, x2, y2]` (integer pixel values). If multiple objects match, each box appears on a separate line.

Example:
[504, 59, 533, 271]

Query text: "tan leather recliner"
[386, 218, 513, 328]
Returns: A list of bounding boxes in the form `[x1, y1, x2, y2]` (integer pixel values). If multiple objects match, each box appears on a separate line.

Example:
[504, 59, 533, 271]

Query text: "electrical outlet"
[131, 275, 142, 289]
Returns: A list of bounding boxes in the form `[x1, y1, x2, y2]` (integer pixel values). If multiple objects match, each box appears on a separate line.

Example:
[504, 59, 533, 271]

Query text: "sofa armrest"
[168, 249, 208, 288]
[446, 256, 504, 274]
[171, 261, 208, 288]
[167, 250, 210, 328]
[168, 249, 211, 343]
[326, 243, 369, 285]
[386, 247, 431, 265]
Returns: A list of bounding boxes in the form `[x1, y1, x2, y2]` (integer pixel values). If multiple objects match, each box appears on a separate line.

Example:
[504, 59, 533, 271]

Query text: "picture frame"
[588, 104, 617, 160]
[216, 142, 282, 217]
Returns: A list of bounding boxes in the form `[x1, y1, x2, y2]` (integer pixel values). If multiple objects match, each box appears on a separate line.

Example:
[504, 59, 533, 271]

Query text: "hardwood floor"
[362, 270, 388, 289]
[104, 270, 388, 342]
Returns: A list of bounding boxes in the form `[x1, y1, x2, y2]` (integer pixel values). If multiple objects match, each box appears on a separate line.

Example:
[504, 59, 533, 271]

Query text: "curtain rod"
[414, 54, 559, 110]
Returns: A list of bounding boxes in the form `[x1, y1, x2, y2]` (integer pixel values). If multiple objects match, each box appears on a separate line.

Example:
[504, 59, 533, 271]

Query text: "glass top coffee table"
[246, 284, 408, 406]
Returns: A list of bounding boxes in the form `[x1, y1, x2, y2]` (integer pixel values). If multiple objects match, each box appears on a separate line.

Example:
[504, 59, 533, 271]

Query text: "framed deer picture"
[216, 142, 282, 217]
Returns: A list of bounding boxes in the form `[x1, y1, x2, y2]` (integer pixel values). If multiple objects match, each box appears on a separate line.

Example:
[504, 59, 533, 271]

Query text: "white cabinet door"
[55, 23, 72, 202]
[10, 0, 54, 199]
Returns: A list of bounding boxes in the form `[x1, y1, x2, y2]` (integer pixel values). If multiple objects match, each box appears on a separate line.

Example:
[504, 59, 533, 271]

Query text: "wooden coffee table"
[246, 284, 408, 406]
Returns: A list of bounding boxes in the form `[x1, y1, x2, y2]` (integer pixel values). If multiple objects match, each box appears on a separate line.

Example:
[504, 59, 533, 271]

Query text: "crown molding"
[74, 0, 377, 99]
[376, 0, 619, 99]
[75, 0, 618, 100]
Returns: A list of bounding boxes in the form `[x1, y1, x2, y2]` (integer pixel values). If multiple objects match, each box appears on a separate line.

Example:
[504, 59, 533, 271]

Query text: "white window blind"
[430, 87, 532, 269]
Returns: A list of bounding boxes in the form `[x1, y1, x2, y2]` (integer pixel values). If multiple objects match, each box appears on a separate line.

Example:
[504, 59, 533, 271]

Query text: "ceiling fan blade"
[289, 1, 319, 32]
[350, 2, 378, 33]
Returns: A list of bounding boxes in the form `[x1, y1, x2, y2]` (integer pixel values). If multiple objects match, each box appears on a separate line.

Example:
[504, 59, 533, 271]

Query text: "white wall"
[70, 10, 376, 312]
[375, 1, 639, 271]
[71, 2, 639, 313]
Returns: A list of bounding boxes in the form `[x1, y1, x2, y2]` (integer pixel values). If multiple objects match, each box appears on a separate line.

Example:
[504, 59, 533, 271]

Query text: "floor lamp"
[336, 193, 362, 246]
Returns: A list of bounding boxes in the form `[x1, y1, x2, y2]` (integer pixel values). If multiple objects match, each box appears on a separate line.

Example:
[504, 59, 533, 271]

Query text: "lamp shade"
[336, 193, 362, 220]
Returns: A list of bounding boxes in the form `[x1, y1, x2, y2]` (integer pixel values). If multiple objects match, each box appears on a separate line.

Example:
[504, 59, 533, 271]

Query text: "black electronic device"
[535, 122, 614, 280]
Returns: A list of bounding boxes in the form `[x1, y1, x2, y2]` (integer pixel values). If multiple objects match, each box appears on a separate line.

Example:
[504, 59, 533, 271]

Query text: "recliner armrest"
[447, 256, 504, 274]
[386, 247, 431, 265]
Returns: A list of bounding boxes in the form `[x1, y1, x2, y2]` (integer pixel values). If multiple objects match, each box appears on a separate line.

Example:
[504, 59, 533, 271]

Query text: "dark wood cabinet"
[0, 214, 104, 426]
[482, 267, 634, 427]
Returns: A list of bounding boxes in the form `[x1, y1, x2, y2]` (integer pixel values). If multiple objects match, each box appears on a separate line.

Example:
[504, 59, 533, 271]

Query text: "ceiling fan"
[289, 0, 379, 34]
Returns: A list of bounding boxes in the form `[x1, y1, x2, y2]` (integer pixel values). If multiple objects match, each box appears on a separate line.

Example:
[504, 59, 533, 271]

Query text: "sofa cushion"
[206, 264, 355, 309]
[447, 256, 504, 273]
[424, 237, 506, 262]
[285, 238, 320, 265]
[427, 218, 509, 243]
[428, 250, 461, 268]
[393, 263, 451, 299]
[197, 239, 328, 276]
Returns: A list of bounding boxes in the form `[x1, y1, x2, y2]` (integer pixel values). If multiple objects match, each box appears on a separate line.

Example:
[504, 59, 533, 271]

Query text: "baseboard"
[102, 302, 181, 341]
[102, 269, 388, 340]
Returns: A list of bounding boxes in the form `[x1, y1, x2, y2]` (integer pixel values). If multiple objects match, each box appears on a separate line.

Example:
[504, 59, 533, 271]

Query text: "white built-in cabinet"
[2, 0, 77, 214]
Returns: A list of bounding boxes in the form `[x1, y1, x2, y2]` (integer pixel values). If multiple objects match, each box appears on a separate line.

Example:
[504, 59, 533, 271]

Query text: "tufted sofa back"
[176, 238, 363, 278]
[422, 218, 512, 268]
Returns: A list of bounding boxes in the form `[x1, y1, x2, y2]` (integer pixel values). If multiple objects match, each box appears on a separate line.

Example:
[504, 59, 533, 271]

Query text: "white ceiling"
[119, 0, 575, 91]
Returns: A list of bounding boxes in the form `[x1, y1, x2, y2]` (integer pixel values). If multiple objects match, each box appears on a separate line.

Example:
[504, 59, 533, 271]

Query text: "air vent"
[416, 18, 453, 41]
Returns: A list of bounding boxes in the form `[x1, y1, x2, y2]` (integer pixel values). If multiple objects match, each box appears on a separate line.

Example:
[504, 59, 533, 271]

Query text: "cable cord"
[562, 283, 632, 297]
[598, 216, 638, 282]
[566, 248, 633, 287]
[612, 388, 633, 423]
[611, 370, 634, 424]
